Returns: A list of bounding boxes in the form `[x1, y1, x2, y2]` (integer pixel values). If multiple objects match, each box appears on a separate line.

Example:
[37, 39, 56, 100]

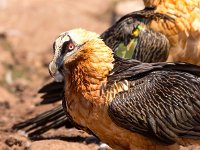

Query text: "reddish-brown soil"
[0, 0, 199, 150]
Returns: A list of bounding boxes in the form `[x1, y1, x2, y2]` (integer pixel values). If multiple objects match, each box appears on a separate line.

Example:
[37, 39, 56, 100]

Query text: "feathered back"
[145, 0, 200, 65]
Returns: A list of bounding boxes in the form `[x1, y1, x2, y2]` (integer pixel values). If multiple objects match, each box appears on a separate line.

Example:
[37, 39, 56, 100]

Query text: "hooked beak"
[48, 61, 63, 82]
[49, 61, 57, 77]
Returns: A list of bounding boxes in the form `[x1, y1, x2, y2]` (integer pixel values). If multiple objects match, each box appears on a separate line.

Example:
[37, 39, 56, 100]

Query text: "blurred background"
[0, 0, 144, 149]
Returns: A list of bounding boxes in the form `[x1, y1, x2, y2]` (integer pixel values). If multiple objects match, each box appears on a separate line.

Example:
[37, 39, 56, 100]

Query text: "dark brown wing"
[108, 62, 200, 144]
[108, 57, 200, 86]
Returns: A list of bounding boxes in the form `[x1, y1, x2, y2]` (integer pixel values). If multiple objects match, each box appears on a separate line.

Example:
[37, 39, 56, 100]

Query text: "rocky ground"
[0, 0, 200, 150]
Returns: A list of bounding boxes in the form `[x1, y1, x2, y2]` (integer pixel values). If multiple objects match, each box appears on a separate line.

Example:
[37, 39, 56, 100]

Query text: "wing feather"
[108, 70, 200, 144]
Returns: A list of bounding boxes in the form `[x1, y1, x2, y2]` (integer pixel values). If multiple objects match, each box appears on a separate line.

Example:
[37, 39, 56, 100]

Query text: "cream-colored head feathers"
[54, 28, 99, 50]
[49, 28, 113, 82]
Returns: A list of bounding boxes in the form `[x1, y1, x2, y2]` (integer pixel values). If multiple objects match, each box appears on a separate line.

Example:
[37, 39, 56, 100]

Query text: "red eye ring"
[68, 43, 75, 51]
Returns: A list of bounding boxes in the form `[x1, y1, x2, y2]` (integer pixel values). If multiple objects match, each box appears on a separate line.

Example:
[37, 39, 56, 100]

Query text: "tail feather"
[28, 116, 70, 137]
[12, 105, 71, 137]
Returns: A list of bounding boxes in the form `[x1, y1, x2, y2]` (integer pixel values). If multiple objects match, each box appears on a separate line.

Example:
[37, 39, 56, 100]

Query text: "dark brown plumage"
[108, 58, 200, 145]
[42, 29, 200, 150]
[13, 28, 200, 150]
[13, 8, 173, 137]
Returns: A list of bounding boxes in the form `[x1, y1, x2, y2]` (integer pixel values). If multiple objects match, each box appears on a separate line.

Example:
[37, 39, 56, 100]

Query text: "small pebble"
[5, 137, 22, 147]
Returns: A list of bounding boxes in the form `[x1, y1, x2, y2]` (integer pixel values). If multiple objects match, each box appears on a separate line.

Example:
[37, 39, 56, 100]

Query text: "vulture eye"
[68, 43, 75, 51]
[61, 41, 75, 54]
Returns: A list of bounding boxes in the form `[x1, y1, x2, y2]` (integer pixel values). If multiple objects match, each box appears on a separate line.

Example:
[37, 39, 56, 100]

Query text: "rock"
[0, 101, 10, 109]
[5, 137, 22, 147]
[180, 145, 200, 150]
[98, 143, 112, 150]
[30, 140, 98, 150]
[1, 134, 30, 150]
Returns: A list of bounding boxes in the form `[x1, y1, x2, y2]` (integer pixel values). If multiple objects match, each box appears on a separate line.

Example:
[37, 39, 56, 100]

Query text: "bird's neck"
[64, 39, 114, 104]
[143, 0, 161, 7]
